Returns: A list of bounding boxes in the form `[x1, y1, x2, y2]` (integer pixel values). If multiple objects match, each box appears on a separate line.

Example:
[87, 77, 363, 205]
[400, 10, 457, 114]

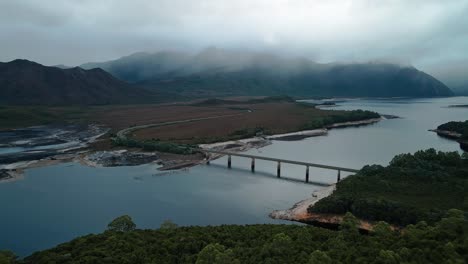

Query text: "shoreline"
[269, 184, 379, 232]
[0, 117, 382, 183]
[429, 129, 462, 139]
[269, 184, 336, 221]
[429, 129, 468, 151]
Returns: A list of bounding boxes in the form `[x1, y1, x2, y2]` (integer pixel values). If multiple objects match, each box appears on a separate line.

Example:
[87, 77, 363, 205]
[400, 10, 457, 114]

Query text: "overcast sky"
[1, 0, 467, 85]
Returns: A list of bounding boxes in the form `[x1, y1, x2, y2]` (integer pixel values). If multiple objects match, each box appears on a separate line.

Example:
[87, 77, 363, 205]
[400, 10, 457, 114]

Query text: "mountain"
[423, 59, 468, 96]
[0, 59, 156, 105]
[81, 48, 454, 98]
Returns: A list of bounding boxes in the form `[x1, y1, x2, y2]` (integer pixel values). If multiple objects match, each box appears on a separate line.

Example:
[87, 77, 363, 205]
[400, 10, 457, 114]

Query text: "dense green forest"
[2, 211, 466, 264]
[300, 109, 380, 130]
[438, 120, 468, 139]
[111, 137, 199, 155]
[310, 149, 468, 226]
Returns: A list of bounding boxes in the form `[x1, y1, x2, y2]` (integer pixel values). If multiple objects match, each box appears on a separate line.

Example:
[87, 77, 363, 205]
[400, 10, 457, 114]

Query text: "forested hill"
[0, 59, 157, 105]
[81, 48, 454, 99]
[6, 211, 467, 263]
[310, 149, 468, 226]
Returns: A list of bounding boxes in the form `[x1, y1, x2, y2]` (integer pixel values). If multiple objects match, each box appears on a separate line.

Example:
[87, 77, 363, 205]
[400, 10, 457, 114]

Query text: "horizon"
[1, 1, 468, 89]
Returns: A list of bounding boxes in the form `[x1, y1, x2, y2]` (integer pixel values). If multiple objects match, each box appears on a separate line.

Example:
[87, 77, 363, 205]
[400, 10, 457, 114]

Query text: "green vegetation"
[111, 137, 199, 155]
[0, 250, 17, 264]
[300, 109, 380, 130]
[107, 215, 136, 232]
[18, 211, 468, 263]
[191, 95, 295, 106]
[438, 120, 468, 140]
[0, 106, 91, 130]
[310, 149, 468, 226]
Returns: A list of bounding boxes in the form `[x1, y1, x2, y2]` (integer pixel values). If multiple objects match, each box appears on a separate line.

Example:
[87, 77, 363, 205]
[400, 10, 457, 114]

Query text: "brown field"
[91, 104, 244, 131]
[130, 102, 338, 143]
[1, 99, 363, 146]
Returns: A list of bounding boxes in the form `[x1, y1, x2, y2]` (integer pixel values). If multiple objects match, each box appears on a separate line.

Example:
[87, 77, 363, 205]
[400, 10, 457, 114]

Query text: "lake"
[0, 97, 467, 256]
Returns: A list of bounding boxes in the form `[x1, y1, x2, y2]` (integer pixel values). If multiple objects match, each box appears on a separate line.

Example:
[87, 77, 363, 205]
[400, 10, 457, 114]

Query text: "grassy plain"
[1, 97, 379, 147]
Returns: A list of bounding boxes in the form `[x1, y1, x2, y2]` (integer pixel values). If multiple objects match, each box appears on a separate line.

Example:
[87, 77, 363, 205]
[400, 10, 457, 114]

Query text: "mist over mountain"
[0, 59, 156, 105]
[82, 48, 453, 98]
[424, 59, 468, 95]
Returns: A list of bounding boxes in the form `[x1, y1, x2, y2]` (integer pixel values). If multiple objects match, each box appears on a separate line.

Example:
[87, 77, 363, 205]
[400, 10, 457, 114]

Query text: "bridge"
[203, 149, 360, 183]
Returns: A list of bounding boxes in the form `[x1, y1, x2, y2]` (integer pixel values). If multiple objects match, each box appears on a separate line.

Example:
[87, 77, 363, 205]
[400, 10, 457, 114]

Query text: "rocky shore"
[429, 129, 462, 140]
[429, 129, 468, 151]
[269, 185, 376, 232]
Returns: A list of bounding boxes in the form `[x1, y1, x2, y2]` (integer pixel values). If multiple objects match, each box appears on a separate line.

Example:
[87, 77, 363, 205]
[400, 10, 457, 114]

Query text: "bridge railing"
[203, 149, 359, 183]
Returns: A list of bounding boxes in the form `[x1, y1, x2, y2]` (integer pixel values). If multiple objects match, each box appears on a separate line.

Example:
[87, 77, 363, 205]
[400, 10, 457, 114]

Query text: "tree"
[308, 250, 332, 264]
[375, 250, 401, 264]
[107, 215, 136, 232]
[373, 221, 394, 241]
[462, 151, 468, 159]
[341, 212, 360, 232]
[160, 220, 178, 230]
[196, 243, 239, 264]
[0, 251, 17, 264]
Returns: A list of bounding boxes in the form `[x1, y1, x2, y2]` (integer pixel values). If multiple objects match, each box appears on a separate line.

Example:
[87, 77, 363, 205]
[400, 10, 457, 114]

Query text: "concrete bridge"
[203, 149, 360, 183]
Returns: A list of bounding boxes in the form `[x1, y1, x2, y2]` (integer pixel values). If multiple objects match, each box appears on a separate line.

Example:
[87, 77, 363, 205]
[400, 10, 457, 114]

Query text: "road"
[116, 112, 248, 140]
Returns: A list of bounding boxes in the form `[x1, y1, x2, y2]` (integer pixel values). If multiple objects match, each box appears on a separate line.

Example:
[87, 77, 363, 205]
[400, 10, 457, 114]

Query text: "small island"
[431, 120, 468, 151]
[448, 104, 468, 108]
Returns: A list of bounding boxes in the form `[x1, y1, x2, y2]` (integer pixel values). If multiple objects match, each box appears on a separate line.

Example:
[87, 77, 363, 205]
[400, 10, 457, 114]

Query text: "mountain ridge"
[81, 49, 454, 98]
[0, 59, 157, 105]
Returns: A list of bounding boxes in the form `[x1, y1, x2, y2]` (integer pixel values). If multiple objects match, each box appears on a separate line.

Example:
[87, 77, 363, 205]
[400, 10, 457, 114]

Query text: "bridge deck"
[203, 149, 359, 173]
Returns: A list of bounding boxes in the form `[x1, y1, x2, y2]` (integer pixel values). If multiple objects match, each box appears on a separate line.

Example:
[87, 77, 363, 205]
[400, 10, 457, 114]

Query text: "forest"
[310, 149, 468, 226]
[438, 120, 468, 139]
[1, 210, 466, 264]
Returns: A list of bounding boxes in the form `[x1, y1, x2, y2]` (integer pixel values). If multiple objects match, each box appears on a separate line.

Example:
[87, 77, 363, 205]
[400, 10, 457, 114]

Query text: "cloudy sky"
[1, 0, 467, 86]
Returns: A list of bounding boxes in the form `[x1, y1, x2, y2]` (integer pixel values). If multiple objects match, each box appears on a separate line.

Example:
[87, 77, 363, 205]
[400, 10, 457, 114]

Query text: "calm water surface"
[0, 97, 467, 256]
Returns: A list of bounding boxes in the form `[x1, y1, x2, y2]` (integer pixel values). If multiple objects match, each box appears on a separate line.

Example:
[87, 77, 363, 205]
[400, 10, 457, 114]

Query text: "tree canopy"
[23, 211, 468, 263]
[106, 215, 136, 232]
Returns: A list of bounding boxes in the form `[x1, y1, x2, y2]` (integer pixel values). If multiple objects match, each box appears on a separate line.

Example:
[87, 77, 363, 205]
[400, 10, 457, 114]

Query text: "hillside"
[9, 212, 468, 263]
[0, 59, 156, 105]
[309, 149, 468, 226]
[82, 48, 454, 98]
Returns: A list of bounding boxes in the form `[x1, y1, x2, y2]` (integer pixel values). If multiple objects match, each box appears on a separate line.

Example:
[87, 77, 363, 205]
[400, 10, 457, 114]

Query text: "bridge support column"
[251, 158, 255, 173]
[228, 155, 232, 169]
[277, 162, 281, 178]
[305, 166, 309, 183]
[337, 170, 341, 182]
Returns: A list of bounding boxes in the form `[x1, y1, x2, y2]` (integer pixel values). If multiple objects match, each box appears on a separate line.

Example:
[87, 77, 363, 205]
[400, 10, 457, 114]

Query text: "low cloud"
[1, 0, 467, 85]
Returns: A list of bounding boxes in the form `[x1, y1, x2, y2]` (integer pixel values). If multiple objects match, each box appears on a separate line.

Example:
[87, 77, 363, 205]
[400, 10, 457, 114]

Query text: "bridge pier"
[277, 162, 281, 178]
[202, 150, 358, 182]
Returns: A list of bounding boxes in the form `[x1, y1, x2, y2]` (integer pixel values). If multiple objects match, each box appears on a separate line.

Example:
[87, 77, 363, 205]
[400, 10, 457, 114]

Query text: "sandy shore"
[429, 129, 462, 139]
[270, 184, 336, 221]
[266, 129, 327, 141]
[269, 185, 377, 231]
